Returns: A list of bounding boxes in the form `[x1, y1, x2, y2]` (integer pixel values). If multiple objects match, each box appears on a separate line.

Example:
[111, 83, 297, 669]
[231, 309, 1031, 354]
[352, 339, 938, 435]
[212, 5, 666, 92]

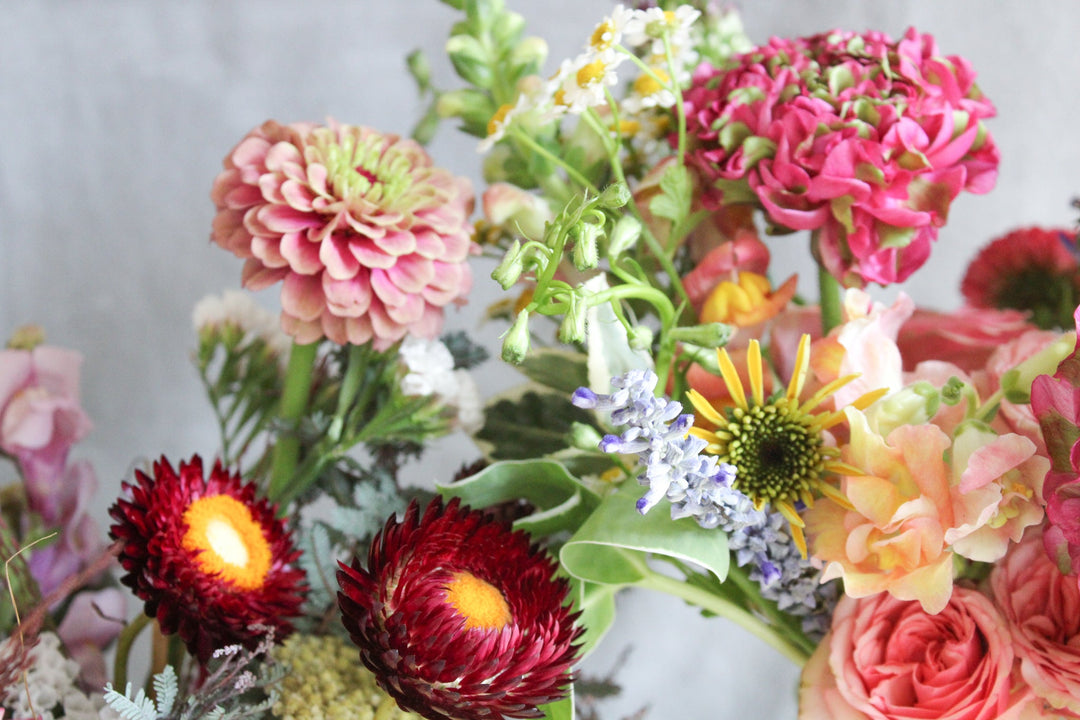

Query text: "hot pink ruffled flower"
[685, 27, 998, 288]
[211, 120, 477, 349]
[0, 345, 92, 483]
[799, 589, 1033, 720]
[991, 528, 1080, 716]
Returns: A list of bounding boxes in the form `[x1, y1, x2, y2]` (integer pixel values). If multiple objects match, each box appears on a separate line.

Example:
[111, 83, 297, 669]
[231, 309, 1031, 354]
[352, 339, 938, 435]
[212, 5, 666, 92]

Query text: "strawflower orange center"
[443, 571, 512, 630]
[182, 494, 272, 591]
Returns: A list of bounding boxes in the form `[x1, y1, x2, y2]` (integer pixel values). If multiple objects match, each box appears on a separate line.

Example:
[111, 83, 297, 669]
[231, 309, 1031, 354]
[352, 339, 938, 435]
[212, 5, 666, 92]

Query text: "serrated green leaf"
[474, 388, 595, 461]
[517, 348, 590, 395]
[647, 162, 692, 224]
[560, 479, 729, 586]
[438, 458, 600, 536]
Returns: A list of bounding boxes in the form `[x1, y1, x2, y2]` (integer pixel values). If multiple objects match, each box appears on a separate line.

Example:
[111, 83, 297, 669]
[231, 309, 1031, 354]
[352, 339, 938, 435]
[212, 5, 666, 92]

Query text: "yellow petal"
[717, 348, 747, 409]
[748, 340, 765, 406]
[687, 389, 726, 427]
[787, 334, 811, 402]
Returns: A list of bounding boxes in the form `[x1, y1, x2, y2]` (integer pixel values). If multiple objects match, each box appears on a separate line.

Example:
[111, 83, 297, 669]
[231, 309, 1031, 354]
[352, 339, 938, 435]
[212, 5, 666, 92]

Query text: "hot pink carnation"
[800, 589, 1033, 720]
[991, 528, 1080, 716]
[685, 28, 998, 288]
[211, 120, 477, 349]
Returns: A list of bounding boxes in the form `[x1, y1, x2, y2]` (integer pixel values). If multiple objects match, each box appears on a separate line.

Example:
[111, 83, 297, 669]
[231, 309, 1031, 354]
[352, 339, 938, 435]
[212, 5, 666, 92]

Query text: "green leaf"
[474, 388, 595, 461]
[438, 459, 600, 536]
[560, 479, 729, 586]
[539, 690, 573, 720]
[517, 348, 590, 395]
[647, 162, 692, 225]
[568, 576, 618, 658]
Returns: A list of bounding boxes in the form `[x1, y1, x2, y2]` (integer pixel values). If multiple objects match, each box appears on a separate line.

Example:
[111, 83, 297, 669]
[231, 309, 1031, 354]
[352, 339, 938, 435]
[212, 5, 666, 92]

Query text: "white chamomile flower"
[552, 51, 625, 115]
[625, 5, 702, 55]
[622, 66, 677, 114]
[587, 4, 639, 54]
[478, 75, 548, 152]
[398, 336, 457, 399]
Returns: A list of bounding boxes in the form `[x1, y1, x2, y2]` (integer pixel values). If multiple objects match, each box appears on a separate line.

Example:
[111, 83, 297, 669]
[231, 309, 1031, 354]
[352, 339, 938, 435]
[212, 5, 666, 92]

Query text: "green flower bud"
[7, 324, 45, 350]
[508, 36, 548, 73]
[405, 50, 432, 91]
[446, 35, 492, 88]
[679, 342, 721, 375]
[568, 421, 603, 451]
[491, 239, 525, 289]
[872, 381, 940, 437]
[502, 309, 531, 364]
[572, 223, 601, 270]
[607, 215, 642, 258]
[491, 10, 526, 46]
[598, 182, 631, 210]
[558, 296, 587, 345]
[435, 88, 488, 121]
[627, 325, 654, 352]
[999, 332, 1076, 404]
[669, 322, 733, 349]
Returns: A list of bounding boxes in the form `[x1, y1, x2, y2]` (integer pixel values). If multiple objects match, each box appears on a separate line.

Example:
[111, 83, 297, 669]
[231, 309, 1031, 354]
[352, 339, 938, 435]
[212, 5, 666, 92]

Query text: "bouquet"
[3, 2, 1080, 719]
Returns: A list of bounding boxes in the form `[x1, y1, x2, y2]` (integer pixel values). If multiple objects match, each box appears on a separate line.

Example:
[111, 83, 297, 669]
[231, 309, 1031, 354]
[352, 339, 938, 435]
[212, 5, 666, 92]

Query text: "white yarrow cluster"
[2, 632, 113, 720]
[192, 289, 291, 359]
[398, 337, 483, 433]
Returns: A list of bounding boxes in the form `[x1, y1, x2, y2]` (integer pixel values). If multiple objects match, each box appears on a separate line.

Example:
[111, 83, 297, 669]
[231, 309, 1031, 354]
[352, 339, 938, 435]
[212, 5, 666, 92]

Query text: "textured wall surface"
[1, 2, 1078, 717]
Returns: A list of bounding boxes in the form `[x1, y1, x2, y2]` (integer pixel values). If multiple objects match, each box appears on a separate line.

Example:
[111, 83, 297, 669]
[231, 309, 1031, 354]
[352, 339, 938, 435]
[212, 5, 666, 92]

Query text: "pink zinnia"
[211, 120, 476, 348]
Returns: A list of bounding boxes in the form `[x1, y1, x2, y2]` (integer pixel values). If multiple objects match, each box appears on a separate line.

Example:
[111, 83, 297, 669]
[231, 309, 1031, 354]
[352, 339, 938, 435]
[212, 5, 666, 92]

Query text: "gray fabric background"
[1, 2, 1077, 716]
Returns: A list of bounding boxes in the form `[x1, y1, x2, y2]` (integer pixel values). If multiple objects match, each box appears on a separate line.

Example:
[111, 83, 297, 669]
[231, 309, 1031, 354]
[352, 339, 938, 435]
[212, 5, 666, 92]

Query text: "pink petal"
[374, 230, 417, 256]
[279, 232, 323, 275]
[386, 254, 434, 294]
[281, 272, 325, 322]
[319, 235, 362, 280]
[323, 273, 373, 318]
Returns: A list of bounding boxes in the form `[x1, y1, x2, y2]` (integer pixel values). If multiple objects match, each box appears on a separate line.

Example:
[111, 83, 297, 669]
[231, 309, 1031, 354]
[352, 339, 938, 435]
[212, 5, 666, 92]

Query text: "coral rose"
[799, 589, 1034, 720]
[991, 528, 1080, 716]
[211, 120, 476, 349]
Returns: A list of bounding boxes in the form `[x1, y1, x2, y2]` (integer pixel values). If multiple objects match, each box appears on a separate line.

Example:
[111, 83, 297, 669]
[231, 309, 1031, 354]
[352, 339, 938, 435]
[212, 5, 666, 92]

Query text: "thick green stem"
[636, 569, 811, 666]
[267, 341, 319, 504]
[328, 344, 369, 443]
[113, 613, 151, 691]
[817, 264, 843, 336]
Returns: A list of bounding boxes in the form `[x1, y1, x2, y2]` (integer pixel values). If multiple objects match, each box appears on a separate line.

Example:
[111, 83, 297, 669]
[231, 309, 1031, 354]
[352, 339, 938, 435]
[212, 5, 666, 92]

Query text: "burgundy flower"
[337, 497, 581, 720]
[211, 120, 477, 349]
[108, 455, 306, 663]
[961, 226, 1080, 329]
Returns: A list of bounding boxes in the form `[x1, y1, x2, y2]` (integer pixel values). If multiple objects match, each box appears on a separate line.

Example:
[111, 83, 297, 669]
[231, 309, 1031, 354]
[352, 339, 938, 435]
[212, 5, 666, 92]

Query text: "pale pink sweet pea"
[898, 306, 1038, 374]
[991, 528, 1080, 716]
[944, 424, 1047, 563]
[805, 408, 956, 614]
[57, 587, 126, 691]
[800, 588, 1034, 720]
[0, 345, 92, 482]
[481, 182, 551, 241]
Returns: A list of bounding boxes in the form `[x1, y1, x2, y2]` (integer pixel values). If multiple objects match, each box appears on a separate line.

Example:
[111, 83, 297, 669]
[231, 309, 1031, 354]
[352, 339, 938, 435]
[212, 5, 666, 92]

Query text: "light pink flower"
[806, 409, 956, 614]
[211, 120, 477, 349]
[800, 588, 1033, 720]
[898, 306, 1038, 374]
[57, 587, 126, 691]
[481, 182, 550, 241]
[991, 528, 1080, 716]
[0, 345, 91, 482]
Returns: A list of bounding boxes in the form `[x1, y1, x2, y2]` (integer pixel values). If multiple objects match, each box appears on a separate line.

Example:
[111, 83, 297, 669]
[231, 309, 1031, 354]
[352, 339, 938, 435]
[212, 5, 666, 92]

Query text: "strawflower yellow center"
[443, 571, 512, 630]
[576, 60, 608, 89]
[182, 494, 272, 591]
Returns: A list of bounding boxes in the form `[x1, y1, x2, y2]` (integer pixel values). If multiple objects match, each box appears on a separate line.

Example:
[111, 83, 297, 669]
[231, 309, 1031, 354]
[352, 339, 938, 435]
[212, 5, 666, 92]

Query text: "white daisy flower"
[622, 66, 677, 114]
[587, 5, 640, 53]
[624, 5, 702, 55]
[552, 50, 625, 115]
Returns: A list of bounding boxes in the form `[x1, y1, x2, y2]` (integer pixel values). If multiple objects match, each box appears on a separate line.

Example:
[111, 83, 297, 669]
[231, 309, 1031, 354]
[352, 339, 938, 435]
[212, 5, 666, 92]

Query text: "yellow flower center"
[443, 571, 512, 630]
[182, 494, 272, 591]
[486, 103, 513, 137]
[576, 60, 608, 89]
[590, 21, 615, 51]
[632, 68, 669, 97]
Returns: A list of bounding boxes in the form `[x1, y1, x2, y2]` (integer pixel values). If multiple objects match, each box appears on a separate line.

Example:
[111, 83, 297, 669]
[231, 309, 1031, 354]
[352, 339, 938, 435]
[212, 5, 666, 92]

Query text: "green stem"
[267, 341, 319, 504]
[329, 344, 370, 443]
[113, 613, 151, 691]
[509, 126, 598, 194]
[636, 569, 811, 666]
[817, 263, 843, 336]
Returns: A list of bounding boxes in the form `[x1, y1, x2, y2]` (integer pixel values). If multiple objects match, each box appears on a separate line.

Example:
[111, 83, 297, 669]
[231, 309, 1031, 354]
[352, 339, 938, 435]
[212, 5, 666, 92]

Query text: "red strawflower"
[108, 455, 306, 663]
[961, 226, 1080, 329]
[337, 497, 581, 720]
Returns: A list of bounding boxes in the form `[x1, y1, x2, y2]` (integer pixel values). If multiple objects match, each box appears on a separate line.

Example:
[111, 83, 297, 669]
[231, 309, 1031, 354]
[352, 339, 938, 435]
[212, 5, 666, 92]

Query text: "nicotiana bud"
[607, 214, 642, 258]
[502, 309, 531, 364]
[870, 380, 941, 437]
[559, 295, 588, 345]
[491, 239, 525, 289]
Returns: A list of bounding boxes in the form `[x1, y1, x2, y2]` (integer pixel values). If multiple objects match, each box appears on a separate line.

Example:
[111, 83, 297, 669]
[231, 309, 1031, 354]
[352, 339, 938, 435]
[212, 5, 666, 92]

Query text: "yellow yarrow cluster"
[271, 633, 422, 720]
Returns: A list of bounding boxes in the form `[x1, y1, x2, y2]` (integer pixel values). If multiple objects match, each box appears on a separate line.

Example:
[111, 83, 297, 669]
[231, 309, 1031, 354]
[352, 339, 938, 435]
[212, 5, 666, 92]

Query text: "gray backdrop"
[2, 2, 1078, 717]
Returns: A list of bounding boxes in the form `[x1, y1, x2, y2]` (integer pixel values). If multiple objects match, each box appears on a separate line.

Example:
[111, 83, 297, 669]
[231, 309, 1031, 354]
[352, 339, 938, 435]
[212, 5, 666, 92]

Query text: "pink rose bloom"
[0, 345, 92, 482]
[211, 120, 477, 349]
[991, 528, 1080, 716]
[898, 306, 1038, 374]
[800, 589, 1033, 720]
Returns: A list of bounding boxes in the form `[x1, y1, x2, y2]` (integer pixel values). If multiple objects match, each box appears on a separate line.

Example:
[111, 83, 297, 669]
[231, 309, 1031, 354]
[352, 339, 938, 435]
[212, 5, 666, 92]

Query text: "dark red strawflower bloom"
[108, 455, 306, 663]
[337, 497, 581, 720]
[961, 226, 1080, 329]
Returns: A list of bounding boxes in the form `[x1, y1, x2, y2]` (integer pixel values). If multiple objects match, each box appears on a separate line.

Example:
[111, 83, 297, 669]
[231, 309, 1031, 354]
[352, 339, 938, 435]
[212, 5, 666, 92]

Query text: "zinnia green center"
[721, 402, 825, 505]
[309, 127, 412, 208]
